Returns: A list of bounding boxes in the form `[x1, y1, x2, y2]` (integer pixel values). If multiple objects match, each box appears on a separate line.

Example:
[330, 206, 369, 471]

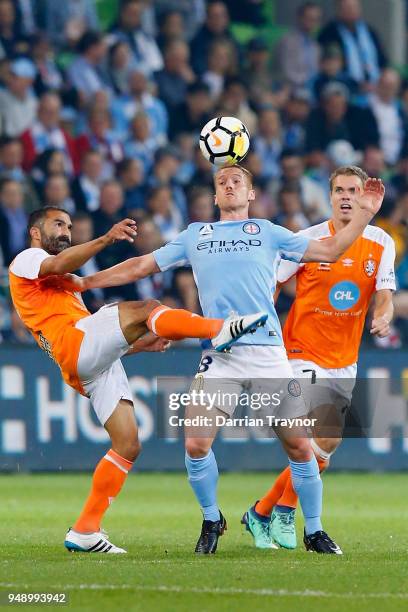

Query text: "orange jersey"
[9, 248, 90, 394]
[279, 221, 396, 368]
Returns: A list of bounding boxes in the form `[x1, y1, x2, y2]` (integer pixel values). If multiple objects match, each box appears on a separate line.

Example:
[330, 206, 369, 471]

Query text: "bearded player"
[242, 165, 395, 550]
[9, 206, 267, 553]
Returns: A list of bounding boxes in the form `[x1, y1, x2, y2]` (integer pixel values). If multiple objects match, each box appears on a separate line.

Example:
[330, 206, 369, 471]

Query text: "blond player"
[242, 165, 396, 550]
[9, 206, 267, 553]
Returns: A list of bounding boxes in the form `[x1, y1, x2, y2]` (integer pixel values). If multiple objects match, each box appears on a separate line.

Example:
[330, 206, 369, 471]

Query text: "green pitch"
[1, 472, 407, 612]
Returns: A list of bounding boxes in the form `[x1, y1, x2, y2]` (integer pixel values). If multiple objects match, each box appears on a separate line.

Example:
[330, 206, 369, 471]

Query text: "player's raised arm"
[38, 217, 138, 277]
[302, 178, 384, 263]
[370, 289, 394, 337]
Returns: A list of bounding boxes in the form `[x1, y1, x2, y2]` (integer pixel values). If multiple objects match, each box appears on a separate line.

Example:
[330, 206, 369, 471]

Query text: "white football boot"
[64, 528, 127, 553]
[212, 312, 268, 352]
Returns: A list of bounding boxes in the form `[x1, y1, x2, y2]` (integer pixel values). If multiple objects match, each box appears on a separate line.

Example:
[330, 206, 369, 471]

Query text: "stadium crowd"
[0, 0, 407, 346]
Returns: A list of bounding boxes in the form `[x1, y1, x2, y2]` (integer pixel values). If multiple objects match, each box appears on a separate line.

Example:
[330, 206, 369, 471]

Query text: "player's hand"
[41, 273, 87, 292]
[105, 219, 137, 244]
[370, 314, 391, 337]
[357, 178, 385, 216]
[126, 332, 171, 355]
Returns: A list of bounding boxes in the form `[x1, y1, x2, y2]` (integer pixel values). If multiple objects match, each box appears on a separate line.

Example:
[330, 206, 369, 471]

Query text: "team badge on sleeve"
[243, 222, 260, 235]
[288, 379, 302, 397]
[363, 259, 377, 277]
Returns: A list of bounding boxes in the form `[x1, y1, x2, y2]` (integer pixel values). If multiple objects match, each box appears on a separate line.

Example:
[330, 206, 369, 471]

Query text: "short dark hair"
[77, 30, 103, 54]
[329, 165, 368, 192]
[297, 2, 320, 17]
[28, 206, 70, 232]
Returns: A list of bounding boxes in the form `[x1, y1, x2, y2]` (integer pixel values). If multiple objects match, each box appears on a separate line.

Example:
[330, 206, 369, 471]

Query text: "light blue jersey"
[153, 219, 310, 346]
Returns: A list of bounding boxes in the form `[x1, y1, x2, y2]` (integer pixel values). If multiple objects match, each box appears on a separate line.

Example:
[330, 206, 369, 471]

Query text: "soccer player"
[8, 206, 266, 554]
[242, 165, 395, 551]
[57, 165, 384, 555]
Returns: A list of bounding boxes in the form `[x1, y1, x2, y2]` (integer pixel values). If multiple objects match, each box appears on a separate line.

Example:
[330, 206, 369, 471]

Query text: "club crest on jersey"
[199, 224, 213, 236]
[363, 258, 377, 277]
[288, 379, 302, 397]
[243, 222, 260, 235]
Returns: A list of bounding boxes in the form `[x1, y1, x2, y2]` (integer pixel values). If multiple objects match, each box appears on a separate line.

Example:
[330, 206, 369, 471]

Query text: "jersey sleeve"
[152, 230, 189, 271]
[274, 225, 311, 263]
[277, 258, 302, 283]
[9, 248, 51, 279]
[376, 235, 396, 291]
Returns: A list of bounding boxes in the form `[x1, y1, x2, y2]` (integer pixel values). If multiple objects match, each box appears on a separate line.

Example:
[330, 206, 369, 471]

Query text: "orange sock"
[255, 466, 291, 517]
[147, 305, 222, 341]
[73, 449, 133, 533]
[255, 458, 329, 516]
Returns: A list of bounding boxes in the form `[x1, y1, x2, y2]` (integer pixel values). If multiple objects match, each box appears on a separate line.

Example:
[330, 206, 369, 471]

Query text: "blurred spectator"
[174, 133, 196, 185]
[155, 0, 206, 41]
[91, 180, 133, 269]
[191, 145, 214, 188]
[110, 0, 163, 75]
[104, 40, 137, 96]
[169, 81, 213, 139]
[391, 153, 408, 196]
[224, 0, 266, 26]
[276, 2, 322, 87]
[16, 0, 37, 37]
[366, 68, 408, 165]
[71, 149, 104, 212]
[361, 145, 397, 205]
[242, 37, 274, 107]
[77, 107, 124, 179]
[218, 77, 257, 135]
[124, 111, 166, 175]
[111, 68, 168, 140]
[116, 157, 145, 213]
[129, 214, 167, 300]
[273, 185, 310, 232]
[0, 58, 37, 137]
[269, 149, 330, 222]
[305, 81, 379, 154]
[312, 44, 357, 100]
[31, 33, 64, 96]
[318, 0, 387, 89]
[70, 211, 106, 312]
[43, 174, 75, 214]
[45, 0, 99, 49]
[202, 38, 237, 101]
[156, 10, 185, 51]
[147, 146, 187, 219]
[154, 38, 196, 110]
[375, 191, 408, 263]
[21, 92, 78, 173]
[171, 267, 200, 313]
[252, 106, 282, 181]
[67, 30, 110, 105]
[0, 137, 38, 211]
[188, 186, 216, 223]
[281, 88, 312, 152]
[146, 185, 184, 242]
[0, 0, 29, 59]
[0, 178, 27, 265]
[31, 148, 66, 198]
[190, 1, 240, 75]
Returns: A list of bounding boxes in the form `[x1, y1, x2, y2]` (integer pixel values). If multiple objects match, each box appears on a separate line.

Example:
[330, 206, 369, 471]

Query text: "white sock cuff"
[311, 439, 332, 461]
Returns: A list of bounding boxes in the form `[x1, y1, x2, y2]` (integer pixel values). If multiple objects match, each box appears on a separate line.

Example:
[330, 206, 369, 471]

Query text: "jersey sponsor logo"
[342, 258, 354, 267]
[288, 379, 302, 397]
[197, 239, 261, 252]
[329, 281, 361, 311]
[317, 262, 331, 271]
[243, 222, 260, 235]
[199, 224, 214, 236]
[363, 258, 377, 277]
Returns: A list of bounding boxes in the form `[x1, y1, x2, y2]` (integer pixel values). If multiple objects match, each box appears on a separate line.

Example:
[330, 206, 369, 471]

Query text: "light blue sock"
[185, 449, 220, 521]
[289, 456, 322, 535]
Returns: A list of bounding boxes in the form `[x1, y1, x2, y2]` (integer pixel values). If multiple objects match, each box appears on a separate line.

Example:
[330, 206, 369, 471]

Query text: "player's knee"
[314, 437, 341, 457]
[114, 436, 141, 462]
[142, 299, 161, 316]
[286, 437, 313, 462]
[185, 438, 211, 459]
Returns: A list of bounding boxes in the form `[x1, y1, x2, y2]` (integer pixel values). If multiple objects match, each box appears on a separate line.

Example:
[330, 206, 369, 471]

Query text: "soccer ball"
[199, 116, 250, 166]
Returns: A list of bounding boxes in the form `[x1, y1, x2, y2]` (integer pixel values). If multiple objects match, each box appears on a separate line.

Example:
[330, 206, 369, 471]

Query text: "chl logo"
[329, 281, 360, 311]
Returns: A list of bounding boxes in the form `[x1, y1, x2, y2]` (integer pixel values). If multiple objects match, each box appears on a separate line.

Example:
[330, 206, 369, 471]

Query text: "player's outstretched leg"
[146, 305, 268, 352]
[64, 400, 139, 554]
